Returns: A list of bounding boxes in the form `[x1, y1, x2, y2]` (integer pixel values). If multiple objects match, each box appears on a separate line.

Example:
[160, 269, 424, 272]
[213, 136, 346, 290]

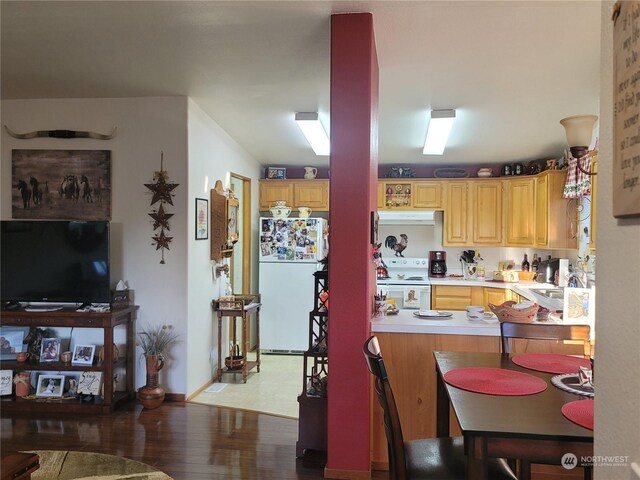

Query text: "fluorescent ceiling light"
[423, 109, 456, 155]
[295, 112, 330, 156]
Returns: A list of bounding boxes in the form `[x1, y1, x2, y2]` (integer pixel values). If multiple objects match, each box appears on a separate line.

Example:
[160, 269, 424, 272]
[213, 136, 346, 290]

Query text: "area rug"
[26, 450, 173, 480]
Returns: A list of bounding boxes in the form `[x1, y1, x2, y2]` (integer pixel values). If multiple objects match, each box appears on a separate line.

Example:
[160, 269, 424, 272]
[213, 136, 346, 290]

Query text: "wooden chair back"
[363, 335, 408, 480]
[500, 322, 591, 357]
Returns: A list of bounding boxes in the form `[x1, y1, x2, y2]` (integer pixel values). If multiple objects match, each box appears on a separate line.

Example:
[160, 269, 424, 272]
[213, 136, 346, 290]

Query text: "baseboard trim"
[371, 461, 389, 471]
[164, 393, 185, 402]
[186, 378, 216, 401]
[324, 467, 371, 479]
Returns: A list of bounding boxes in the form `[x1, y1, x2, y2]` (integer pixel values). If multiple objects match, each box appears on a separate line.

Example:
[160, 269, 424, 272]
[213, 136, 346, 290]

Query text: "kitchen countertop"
[428, 277, 563, 310]
[371, 309, 502, 336]
[371, 308, 567, 336]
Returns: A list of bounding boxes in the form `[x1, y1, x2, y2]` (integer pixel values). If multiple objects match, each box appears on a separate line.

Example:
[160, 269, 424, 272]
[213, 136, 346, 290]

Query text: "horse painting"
[30, 176, 42, 205]
[60, 175, 80, 202]
[17, 180, 31, 209]
[80, 175, 93, 203]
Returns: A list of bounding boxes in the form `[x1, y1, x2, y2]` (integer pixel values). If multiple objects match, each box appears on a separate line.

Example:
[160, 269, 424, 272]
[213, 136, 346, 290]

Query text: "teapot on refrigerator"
[304, 167, 318, 179]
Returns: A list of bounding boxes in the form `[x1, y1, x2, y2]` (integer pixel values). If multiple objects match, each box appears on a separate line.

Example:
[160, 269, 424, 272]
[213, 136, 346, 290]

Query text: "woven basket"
[517, 271, 537, 282]
[489, 301, 539, 323]
[225, 345, 245, 370]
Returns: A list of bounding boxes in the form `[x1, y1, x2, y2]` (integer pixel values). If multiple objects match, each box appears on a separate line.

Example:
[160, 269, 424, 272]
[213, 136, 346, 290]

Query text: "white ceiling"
[1, 1, 602, 168]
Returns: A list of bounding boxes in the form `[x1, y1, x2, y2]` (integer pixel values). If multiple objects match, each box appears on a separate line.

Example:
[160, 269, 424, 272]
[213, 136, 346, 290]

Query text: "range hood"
[378, 210, 437, 225]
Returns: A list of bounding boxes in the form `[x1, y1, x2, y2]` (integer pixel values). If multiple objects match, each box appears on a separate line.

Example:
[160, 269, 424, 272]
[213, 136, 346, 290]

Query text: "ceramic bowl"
[298, 207, 312, 218]
[274, 200, 287, 207]
[477, 168, 493, 178]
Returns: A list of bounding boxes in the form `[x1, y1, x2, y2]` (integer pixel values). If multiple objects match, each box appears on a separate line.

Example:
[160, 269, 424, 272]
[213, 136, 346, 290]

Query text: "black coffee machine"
[429, 251, 447, 278]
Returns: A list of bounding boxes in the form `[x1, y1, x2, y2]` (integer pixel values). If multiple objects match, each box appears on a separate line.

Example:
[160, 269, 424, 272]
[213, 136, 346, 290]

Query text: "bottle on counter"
[531, 253, 539, 272]
[521, 254, 530, 271]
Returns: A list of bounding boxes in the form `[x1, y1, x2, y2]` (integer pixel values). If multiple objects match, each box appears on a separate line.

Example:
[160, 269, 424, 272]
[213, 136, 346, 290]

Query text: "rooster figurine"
[385, 233, 408, 257]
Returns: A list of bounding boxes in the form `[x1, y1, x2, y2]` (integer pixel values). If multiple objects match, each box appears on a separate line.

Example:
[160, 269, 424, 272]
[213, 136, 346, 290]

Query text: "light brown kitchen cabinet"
[482, 287, 508, 310]
[431, 285, 483, 310]
[470, 180, 502, 245]
[412, 181, 443, 209]
[377, 182, 385, 210]
[534, 170, 576, 250]
[259, 180, 329, 212]
[379, 181, 413, 209]
[504, 177, 536, 246]
[443, 182, 469, 245]
[589, 155, 598, 254]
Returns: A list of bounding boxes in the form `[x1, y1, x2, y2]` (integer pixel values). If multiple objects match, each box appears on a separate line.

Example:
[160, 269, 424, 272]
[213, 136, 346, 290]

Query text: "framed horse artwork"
[11, 149, 111, 220]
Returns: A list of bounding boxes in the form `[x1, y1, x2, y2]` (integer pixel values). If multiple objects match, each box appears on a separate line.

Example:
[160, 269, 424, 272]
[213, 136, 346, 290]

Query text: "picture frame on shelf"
[267, 167, 286, 179]
[78, 371, 102, 396]
[0, 326, 28, 361]
[71, 345, 95, 366]
[195, 197, 208, 240]
[0, 370, 12, 396]
[36, 374, 65, 398]
[39, 338, 61, 363]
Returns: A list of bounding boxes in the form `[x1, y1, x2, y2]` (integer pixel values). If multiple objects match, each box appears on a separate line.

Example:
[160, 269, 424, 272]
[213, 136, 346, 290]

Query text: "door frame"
[230, 172, 251, 294]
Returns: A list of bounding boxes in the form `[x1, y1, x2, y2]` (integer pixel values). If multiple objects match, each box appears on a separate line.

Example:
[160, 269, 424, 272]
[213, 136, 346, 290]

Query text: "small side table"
[212, 294, 261, 383]
[1, 452, 39, 480]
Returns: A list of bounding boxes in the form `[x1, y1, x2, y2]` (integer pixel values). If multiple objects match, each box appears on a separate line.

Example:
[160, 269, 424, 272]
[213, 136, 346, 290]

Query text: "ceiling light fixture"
[295, 112, 330, 156]
[423, 109, 456, 155]
[560, 114, 598, 175]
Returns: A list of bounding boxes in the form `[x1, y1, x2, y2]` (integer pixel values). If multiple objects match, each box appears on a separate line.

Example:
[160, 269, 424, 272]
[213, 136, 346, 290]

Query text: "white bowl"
[270, 206, 292, 219]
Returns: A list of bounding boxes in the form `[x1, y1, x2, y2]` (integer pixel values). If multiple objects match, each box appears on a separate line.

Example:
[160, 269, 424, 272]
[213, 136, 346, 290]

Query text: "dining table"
[434, 350, 594, 480]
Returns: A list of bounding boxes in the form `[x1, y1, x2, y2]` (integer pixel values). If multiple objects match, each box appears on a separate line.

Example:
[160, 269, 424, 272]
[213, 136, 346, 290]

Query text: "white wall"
[1, 97, 264, 397]
[595, 3, 640, 478]
[186, 98, 261, 396]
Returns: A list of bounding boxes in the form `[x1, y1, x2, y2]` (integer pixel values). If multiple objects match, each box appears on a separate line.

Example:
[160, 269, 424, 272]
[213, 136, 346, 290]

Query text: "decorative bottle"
[531, 253, 539, 272]
[521, 254, 530, 271]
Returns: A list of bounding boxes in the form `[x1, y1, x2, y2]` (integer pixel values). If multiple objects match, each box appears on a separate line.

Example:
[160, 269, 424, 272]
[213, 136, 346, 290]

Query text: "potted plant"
[136, 324, 179, 409]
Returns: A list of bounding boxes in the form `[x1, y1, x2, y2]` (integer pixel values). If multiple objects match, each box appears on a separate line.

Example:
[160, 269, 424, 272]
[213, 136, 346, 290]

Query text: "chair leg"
[517, 460, 531, 480]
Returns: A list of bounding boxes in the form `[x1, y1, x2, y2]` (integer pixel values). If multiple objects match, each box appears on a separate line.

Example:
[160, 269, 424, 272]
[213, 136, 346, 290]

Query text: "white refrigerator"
[258, 217, 328, 352]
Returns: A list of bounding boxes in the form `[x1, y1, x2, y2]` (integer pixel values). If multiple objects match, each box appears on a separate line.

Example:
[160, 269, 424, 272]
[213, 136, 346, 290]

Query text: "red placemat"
[562, 399, 594, 430]
[443, 367, 547, 396]
[512, 353, 590, 374]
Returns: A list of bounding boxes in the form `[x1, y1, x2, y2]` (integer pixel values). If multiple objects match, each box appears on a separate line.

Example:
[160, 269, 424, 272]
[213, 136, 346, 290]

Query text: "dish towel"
[563, 143, 597, 198]
[403, 287, 420, 308]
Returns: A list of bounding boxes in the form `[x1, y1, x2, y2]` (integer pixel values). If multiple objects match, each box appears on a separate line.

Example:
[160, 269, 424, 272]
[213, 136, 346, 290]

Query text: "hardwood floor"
[1, 401, 345, 480]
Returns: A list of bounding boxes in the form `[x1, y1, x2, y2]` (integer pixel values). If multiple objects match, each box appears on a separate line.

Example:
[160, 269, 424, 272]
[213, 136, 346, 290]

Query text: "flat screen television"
[1, 220, 110, 305]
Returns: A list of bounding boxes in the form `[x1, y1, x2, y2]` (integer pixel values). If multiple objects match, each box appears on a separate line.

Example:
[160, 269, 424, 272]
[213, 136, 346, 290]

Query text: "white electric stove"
[376, 257, 431, 310]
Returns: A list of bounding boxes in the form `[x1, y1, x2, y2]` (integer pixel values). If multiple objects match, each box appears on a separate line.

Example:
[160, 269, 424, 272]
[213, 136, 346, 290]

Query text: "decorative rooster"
[385, 233, 408, 257]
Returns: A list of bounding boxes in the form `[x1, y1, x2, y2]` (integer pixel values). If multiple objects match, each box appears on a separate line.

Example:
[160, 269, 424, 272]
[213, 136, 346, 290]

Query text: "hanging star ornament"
[144, 151, 179, 206]
[148, 203, 173, 231]
[151, 228, 173, 264]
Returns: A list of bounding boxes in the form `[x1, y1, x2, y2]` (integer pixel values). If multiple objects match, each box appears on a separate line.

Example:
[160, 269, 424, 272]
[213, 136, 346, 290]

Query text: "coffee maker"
[429, 251, 447, 278]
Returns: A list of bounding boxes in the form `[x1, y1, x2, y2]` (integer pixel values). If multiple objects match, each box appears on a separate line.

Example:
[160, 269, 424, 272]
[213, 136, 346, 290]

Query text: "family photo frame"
[72, 345, 95, 366]
[36, 374, 65, 398]
[40, 337, 61, 363]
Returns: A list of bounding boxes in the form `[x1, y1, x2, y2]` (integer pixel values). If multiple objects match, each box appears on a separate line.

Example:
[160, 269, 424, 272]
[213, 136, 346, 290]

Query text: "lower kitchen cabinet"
[431, 285, 483, 310]
[482, 287, 508, 310]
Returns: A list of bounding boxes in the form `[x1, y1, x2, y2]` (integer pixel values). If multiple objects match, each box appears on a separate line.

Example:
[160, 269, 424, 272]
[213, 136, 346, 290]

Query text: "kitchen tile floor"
[189, 353, 303, 418]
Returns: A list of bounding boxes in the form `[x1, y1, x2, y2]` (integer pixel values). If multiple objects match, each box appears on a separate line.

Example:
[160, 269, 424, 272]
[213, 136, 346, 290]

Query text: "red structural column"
[326, 13, 379, 478]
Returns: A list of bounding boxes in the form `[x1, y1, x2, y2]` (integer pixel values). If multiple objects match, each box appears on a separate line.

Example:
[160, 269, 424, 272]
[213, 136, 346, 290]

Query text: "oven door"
[378, 283, 431, 310]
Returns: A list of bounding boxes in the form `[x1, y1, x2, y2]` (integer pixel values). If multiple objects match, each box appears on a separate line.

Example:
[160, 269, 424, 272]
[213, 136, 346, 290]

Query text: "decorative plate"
[434, 168, 469, 178]
[413, 310, 453, 319]
[551, 373, 594, 398]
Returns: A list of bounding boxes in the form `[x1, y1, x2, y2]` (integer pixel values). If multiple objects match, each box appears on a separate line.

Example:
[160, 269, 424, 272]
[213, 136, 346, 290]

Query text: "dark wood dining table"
[434, 351, 594, 480]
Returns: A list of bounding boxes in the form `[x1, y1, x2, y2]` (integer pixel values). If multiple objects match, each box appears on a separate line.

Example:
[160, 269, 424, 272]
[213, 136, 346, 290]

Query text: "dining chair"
[500, 322, 592, 358]
[362, 335, 517, 480]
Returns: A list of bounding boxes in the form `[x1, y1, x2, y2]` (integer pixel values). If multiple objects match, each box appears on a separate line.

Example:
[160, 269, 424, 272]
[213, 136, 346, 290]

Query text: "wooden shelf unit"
[297, 270, 329, 458]
[0, 306, 138, 414]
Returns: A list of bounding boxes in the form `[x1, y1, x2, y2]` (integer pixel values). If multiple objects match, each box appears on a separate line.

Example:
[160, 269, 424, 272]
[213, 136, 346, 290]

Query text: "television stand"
[24, 305, 64, 312]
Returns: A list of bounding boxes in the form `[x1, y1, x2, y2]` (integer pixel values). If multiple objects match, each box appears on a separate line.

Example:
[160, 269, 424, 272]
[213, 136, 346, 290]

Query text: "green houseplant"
[136, 324, 179, 409]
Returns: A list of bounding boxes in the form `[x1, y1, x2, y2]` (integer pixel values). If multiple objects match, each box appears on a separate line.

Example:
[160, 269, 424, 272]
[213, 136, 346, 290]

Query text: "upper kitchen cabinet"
[412, 181, 444, 209]
[470, 180, 502, 245]
[443, 181, 469, 245]
[589, 155, 598, 254]
[379, 181, 413, 209]
[259, 180, 329, 212]
[504, 177, 536, 246]
[535, 170, 576, 250]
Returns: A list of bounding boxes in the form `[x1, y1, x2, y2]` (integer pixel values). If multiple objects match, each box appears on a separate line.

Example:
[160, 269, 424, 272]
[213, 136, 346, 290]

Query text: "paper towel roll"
[419, 290, 429, 311]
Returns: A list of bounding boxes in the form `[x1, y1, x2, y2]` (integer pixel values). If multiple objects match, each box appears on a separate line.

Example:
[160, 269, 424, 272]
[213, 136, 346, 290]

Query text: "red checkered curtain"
[563, 149, 595, 198]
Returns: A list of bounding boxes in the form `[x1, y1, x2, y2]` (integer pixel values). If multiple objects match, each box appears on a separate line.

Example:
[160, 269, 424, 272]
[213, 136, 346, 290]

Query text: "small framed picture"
[78, 371, 102, 396]
[36, 374, 65, 397]
[72, 345, 95, 366]
[40, 338, 61, 363]
[267, 167, 286, 179]
[0, 370, 13, 396]
[370, 211, 379, 245]
[0, 326, 28, 361]
[195, 198, 208, 240]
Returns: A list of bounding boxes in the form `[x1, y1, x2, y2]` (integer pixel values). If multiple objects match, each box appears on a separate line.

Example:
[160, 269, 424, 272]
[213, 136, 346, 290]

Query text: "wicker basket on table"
[489, 301, 539, 323]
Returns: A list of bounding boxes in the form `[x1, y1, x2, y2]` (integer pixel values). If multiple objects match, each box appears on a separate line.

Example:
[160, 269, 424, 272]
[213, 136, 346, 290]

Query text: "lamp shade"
[560, 115, 598, 148]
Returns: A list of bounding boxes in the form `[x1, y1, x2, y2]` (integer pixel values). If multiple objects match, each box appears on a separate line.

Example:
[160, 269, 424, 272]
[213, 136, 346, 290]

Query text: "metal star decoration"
[148, 203, 173, 231]
[146, 151, 179, 264]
